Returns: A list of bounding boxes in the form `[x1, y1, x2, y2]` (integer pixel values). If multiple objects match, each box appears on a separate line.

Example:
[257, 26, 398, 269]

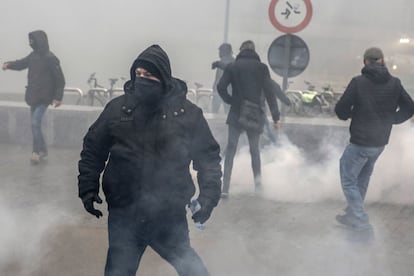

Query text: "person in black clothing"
[217, 40, 280, 197]
[78, 44, 222, 276]
[211, 43, 235, 114]
[2, 30, 65, 164]
[335, 47, 414, 239]
[262, 78, 291, 145]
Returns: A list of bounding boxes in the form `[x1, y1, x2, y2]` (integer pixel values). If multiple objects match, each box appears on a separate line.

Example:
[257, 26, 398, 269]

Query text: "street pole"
[224, 0, 230, 42]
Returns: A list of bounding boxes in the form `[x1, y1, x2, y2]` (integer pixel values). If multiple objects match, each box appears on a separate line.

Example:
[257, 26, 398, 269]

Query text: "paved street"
[1, 143, 414, 276]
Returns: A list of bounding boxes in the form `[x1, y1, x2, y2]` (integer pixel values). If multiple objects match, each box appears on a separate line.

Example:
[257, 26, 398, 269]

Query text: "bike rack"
[109, 88, 124, 98]
[195, 88, 213, 104]
[86, 88, 108, 106]
[64, 87, 84, 105]
[85, 87, 125, 106]
[187, 88, 197, 102]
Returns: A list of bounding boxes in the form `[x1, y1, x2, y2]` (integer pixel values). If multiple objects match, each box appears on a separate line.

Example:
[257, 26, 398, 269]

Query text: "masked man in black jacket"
[217, 40, 280, 197]
[2, 30, 65, 164]
[78, 45, 222, 276]
[335, 47, 414, 239]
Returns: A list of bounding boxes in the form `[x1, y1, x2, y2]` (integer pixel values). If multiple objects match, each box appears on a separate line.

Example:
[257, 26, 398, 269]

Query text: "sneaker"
[221, 192, 229, 199]
[30, 152, 40, 165]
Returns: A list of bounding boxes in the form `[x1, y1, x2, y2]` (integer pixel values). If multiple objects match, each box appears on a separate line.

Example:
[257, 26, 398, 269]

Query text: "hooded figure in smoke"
[211, 43, 235, 113]
[335, 47, 414, 239]
[78, 44, 222, 276]
[2, 30, 65, 164]
[217, 40, 280, 196]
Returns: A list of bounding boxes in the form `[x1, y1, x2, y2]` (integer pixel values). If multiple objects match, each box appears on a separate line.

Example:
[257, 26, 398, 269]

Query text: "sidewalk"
[1, 143, 413, 276]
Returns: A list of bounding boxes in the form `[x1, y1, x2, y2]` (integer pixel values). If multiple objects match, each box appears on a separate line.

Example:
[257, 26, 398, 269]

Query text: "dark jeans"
[222, 125, 261, 193]
[105, 206, 210, 276]
[30, 104, 48, 153]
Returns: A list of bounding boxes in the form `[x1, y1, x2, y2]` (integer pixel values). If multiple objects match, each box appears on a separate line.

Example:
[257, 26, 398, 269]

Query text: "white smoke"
[0, 196, 63, 275]
[227, 122, 414, 205]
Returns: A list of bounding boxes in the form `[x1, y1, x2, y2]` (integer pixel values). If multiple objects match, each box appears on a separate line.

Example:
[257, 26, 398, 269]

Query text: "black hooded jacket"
[217, 49, 280, 132]
[335, 63, 414, 147]
[78, 45, 222, 214]
[6, 30, 65, 106]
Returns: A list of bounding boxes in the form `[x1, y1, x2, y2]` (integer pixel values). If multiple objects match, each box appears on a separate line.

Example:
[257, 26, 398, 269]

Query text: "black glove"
[211, 61, 220, 69]
[191, 199, 214, 224]
[82, 192, 103, 218]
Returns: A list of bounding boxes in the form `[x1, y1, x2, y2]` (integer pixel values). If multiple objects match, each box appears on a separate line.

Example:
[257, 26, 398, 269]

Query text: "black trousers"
[105, 206, 210, 276]
[222, 124, 261, 194]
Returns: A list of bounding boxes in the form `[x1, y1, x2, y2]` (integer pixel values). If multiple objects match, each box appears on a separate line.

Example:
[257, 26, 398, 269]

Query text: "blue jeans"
[104, 206, 210, 276]
[339, 143, 384, 228]
[30, 104, 48, 153]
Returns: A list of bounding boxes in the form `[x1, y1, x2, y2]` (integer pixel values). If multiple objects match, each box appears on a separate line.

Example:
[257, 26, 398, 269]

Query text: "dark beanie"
[134, 60, 163, 82]
[239, 40, 255, 51]
[363, 47, 384, 63]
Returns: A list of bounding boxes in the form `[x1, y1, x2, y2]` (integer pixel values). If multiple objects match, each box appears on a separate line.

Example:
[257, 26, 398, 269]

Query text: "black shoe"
[336, 214, 357, 228]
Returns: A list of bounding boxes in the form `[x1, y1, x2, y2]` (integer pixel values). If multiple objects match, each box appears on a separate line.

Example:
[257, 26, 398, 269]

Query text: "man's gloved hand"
[191, 199, 214, 224]
[211, 61, 220, 69]
[81, 192, 103, 218]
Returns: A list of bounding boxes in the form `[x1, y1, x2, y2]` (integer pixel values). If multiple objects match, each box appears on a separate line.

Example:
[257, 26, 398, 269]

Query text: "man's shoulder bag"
[238, 99, 265, 133]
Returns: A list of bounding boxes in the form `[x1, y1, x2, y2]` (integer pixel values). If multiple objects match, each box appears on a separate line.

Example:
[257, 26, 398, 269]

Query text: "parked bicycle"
[86, 73, 125, 106]
[285, 81, 339, 117]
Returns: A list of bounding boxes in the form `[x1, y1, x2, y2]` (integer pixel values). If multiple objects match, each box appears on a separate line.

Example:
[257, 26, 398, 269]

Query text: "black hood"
[236, 49, 261, 62]
[125, 45, 172, 91]
[29, 30, 49, 54]
[361, 63, 391, 83]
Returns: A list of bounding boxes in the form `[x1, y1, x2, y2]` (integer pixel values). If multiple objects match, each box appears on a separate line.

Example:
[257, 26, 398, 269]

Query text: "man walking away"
[335, 47, 414, 241]
[217, 40, 280, 197]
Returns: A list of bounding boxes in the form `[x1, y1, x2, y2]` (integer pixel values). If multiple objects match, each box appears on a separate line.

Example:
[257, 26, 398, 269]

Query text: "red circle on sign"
[268, 0, 313, 33]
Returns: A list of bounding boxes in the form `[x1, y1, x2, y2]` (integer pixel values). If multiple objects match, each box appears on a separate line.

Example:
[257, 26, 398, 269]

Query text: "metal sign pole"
[282, 34, 291, 92]
[224, 0, 230, 42]
[281, 34, 291, 119]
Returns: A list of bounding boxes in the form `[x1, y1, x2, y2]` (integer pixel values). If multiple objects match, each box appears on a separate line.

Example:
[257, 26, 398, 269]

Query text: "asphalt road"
[1, 143, 413, 276]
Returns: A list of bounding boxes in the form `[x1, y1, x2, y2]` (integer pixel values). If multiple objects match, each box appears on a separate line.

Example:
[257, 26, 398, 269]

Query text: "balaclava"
[133, 60, 164, 108]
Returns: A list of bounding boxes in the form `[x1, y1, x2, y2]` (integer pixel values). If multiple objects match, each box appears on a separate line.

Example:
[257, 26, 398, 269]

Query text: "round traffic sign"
[267, 34, 310, 78]
[268, 0, 313, 33]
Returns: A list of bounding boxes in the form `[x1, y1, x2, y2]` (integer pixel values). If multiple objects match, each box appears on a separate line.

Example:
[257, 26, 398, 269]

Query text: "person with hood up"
[211, 43, 235, 114]
[78, 44, 222, 276]
[217, 40, 280, 197]
[335, 47, 414, 240]
[2, 30, 65, 164]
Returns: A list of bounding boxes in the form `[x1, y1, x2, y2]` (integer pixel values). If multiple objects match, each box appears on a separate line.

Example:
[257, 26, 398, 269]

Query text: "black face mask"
[29, 38, 36, 50]
[134, 77, 164, 107]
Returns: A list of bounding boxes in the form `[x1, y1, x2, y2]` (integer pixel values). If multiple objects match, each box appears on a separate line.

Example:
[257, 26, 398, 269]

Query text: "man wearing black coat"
[217, 40, 280, 197]
[335, 47, 414, 239]
[78, 44, 222, 276]
[2, 30, 65, 164]
[211, 43, 235, 114]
